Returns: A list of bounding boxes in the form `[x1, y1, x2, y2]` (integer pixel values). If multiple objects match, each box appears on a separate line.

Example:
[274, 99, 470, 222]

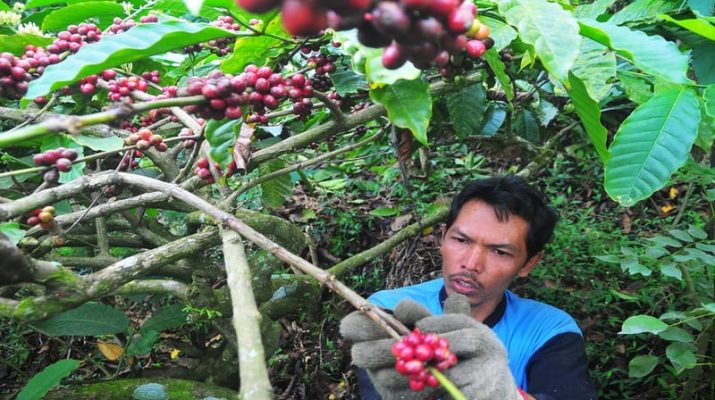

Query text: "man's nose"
[462, 246, 485, 273]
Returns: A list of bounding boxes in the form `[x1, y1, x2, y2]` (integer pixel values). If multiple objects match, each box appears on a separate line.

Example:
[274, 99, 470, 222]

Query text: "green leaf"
[0, 33, 54, 56]
[571, 38, 616, 102]
[669, 229, 694, 242]
[617, 70, 653, 105]
[566, 73, 609, 161]
[646, 235, 682, 248]
[659, 326, 695, 343]
[125, 330, 159, 357]
[0, 222, 26, 245]
[620, 315, 669, 335]
[480, 15, 517, 51]
[480, 101, 508, 136]
[446, 83, 487, 138]
[363, 48, 421, 86]
[370, 207, 400, 217]
[221, 25, 285, 73]
[605, 87, 701, 206]
[331, 68, 368, 96]
[609, 0, 678, 25]
[535, 99, 558, 127]
[513, 109, 539, 142]
[575, 0, 617, 19]
[183, 0, 206, 15]
[659, 14, 715, 41]
[0, 2, 9, 10]
[41, 1, 124, 31]
[26, 20, 237, 99]
[594, 254, 620, 264]
[702, 303, 715, 313]
[692, 42, 715, 84]
[579, 19, 692, 84]
[705, 85, 715, 119]
[32, 302, 129, 336]
[666, 342, 697, 373]
[204, 118, 240, 170]
[688, 0, 715, 15]
[259, 158, 292, 210]
[141, 303, 187, 332]
[628, 355, 659, 378]
[17, 359, 80, 400]
[496, 0, 580, 82]
[483, 48, 514, 104]
[369, 79, 431, 145]
[72, 135, 124, 152]
[660, 263, 683, 280]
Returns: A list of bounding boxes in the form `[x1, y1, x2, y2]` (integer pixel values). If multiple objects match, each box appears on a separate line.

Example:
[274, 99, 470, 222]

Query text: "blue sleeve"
[527, 333, 598, 400]
[356, 367, 382, 400]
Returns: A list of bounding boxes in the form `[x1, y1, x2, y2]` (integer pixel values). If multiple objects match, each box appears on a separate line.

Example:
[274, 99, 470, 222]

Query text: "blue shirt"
[365, 278, 596, 399]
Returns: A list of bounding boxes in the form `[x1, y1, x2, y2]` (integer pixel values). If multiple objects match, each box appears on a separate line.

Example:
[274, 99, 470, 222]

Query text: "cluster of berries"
[193, 157, 237, 184]
[184, 66, 315, 123]
[308, 53, 337, 75]
[124, 129, 168, 152]
[391, 328, 458, 391]
[118, 150, 141, 171]
[33, 147, 78, 171]
[46, 23, 102, 55]
[185, 16, 242, 55]
[107, 75, 150, 102]
[26, 206, 56, 229]
[235, 1, 492, 70]
[0, 52, 33, 99]
[107, 15, 158, 35]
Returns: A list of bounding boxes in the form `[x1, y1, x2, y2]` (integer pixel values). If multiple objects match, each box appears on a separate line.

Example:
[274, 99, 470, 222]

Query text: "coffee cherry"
[43, 169, 59, 184]
[391, 328, 457, 392]
[55, 158, 73, 172]
[466, 39, 487, 58]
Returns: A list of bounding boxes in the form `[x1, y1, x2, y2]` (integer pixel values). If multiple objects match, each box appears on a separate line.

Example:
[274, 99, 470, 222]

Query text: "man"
[341, 175, 597, 400]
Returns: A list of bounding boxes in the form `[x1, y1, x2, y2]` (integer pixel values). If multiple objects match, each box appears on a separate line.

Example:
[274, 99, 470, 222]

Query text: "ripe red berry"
[281, 0, 328, 36]
[236, 0, 281, 14]
[466, 39, 487, 58]
[55, 158, 73, 172]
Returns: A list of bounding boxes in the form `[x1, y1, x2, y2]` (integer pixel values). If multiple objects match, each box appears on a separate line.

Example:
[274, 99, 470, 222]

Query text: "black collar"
[439, 286, 506, 328]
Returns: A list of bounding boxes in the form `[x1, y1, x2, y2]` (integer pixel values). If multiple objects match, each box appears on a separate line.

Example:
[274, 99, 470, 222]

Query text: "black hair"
[446, 175, 558, 260]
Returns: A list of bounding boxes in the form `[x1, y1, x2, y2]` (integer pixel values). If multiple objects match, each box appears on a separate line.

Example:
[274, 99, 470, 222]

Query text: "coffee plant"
[0, 0, 712, 398]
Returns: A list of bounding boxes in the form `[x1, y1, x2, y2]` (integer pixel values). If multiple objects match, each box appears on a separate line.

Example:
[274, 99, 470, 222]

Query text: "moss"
[44, 377, 239, 400]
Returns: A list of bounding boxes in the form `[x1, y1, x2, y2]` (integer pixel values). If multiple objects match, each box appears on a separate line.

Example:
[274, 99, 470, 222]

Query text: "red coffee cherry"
[391, 328, 457, 392]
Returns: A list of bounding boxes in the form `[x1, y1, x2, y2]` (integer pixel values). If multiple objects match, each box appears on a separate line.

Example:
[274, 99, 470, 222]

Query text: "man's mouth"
[449, 275, 481, 294]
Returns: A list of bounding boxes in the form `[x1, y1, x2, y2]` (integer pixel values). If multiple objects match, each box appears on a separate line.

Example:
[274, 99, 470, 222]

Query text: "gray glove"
[340, 294, 522, 400]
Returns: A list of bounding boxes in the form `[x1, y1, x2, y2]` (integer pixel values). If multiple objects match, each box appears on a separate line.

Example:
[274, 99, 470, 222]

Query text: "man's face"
[440, 200, 541, 320]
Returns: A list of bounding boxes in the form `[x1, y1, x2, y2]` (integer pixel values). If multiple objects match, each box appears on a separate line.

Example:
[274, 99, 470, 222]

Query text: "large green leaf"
[329, 68, 368, 96]
[666, 342, 697, 374]
[141, 303, 187, 332]
[446, 83, 487, 138]
[480, 102, 508, 136]
[605, 87, 700, 206]
[32, 302, 129, 336]
[259, 158, 292, 210]
[479, 15, 517, 51]
[205, 118, 240, 170]
[575, 0, 617, 19]
[369, 78, 431, 145]
[579, 19, 692, 84]
[628, 355, 659, 378]
[705, 85, 715, 119]
[571, 38, 616, 102]
[25, 20, 238, 100]
[620, 315, 669, 335]
[17, 359, 80, 400]
[72, 134, 124, 152]
[567, 73, 609, 161]
[687, 0, 714, 15]
[513, 109, 539, 142]
[692, 42, 715, 84]
[483, 48, 514, 104]
[618, 70, 654, 105]
[0, 1, 9, 10]
[659, 14, 715, 41]
[0, 33, 54, 56]
[41, 1, 124, 31]
[0, 222, 26, 245]
[609, 0, 678, 25]
[495, 0, 580, 82]
[364, 48, 421, 86]
[221, 12, 288, 73]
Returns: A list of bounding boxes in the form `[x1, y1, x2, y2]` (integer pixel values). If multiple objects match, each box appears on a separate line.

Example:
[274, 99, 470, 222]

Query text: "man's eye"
[493, 249, 509, 256]
[454, 237, 467, 243]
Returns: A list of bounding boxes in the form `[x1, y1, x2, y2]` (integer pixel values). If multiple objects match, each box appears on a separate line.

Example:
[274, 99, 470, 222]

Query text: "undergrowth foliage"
[0, 0, 713, 399]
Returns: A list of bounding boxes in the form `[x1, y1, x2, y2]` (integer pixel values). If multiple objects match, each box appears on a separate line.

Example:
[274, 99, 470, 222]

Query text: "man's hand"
[340, 294, 524, 400]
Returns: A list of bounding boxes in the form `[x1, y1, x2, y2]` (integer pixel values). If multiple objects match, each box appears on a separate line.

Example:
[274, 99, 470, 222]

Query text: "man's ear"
[518, 253, 542, 278]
